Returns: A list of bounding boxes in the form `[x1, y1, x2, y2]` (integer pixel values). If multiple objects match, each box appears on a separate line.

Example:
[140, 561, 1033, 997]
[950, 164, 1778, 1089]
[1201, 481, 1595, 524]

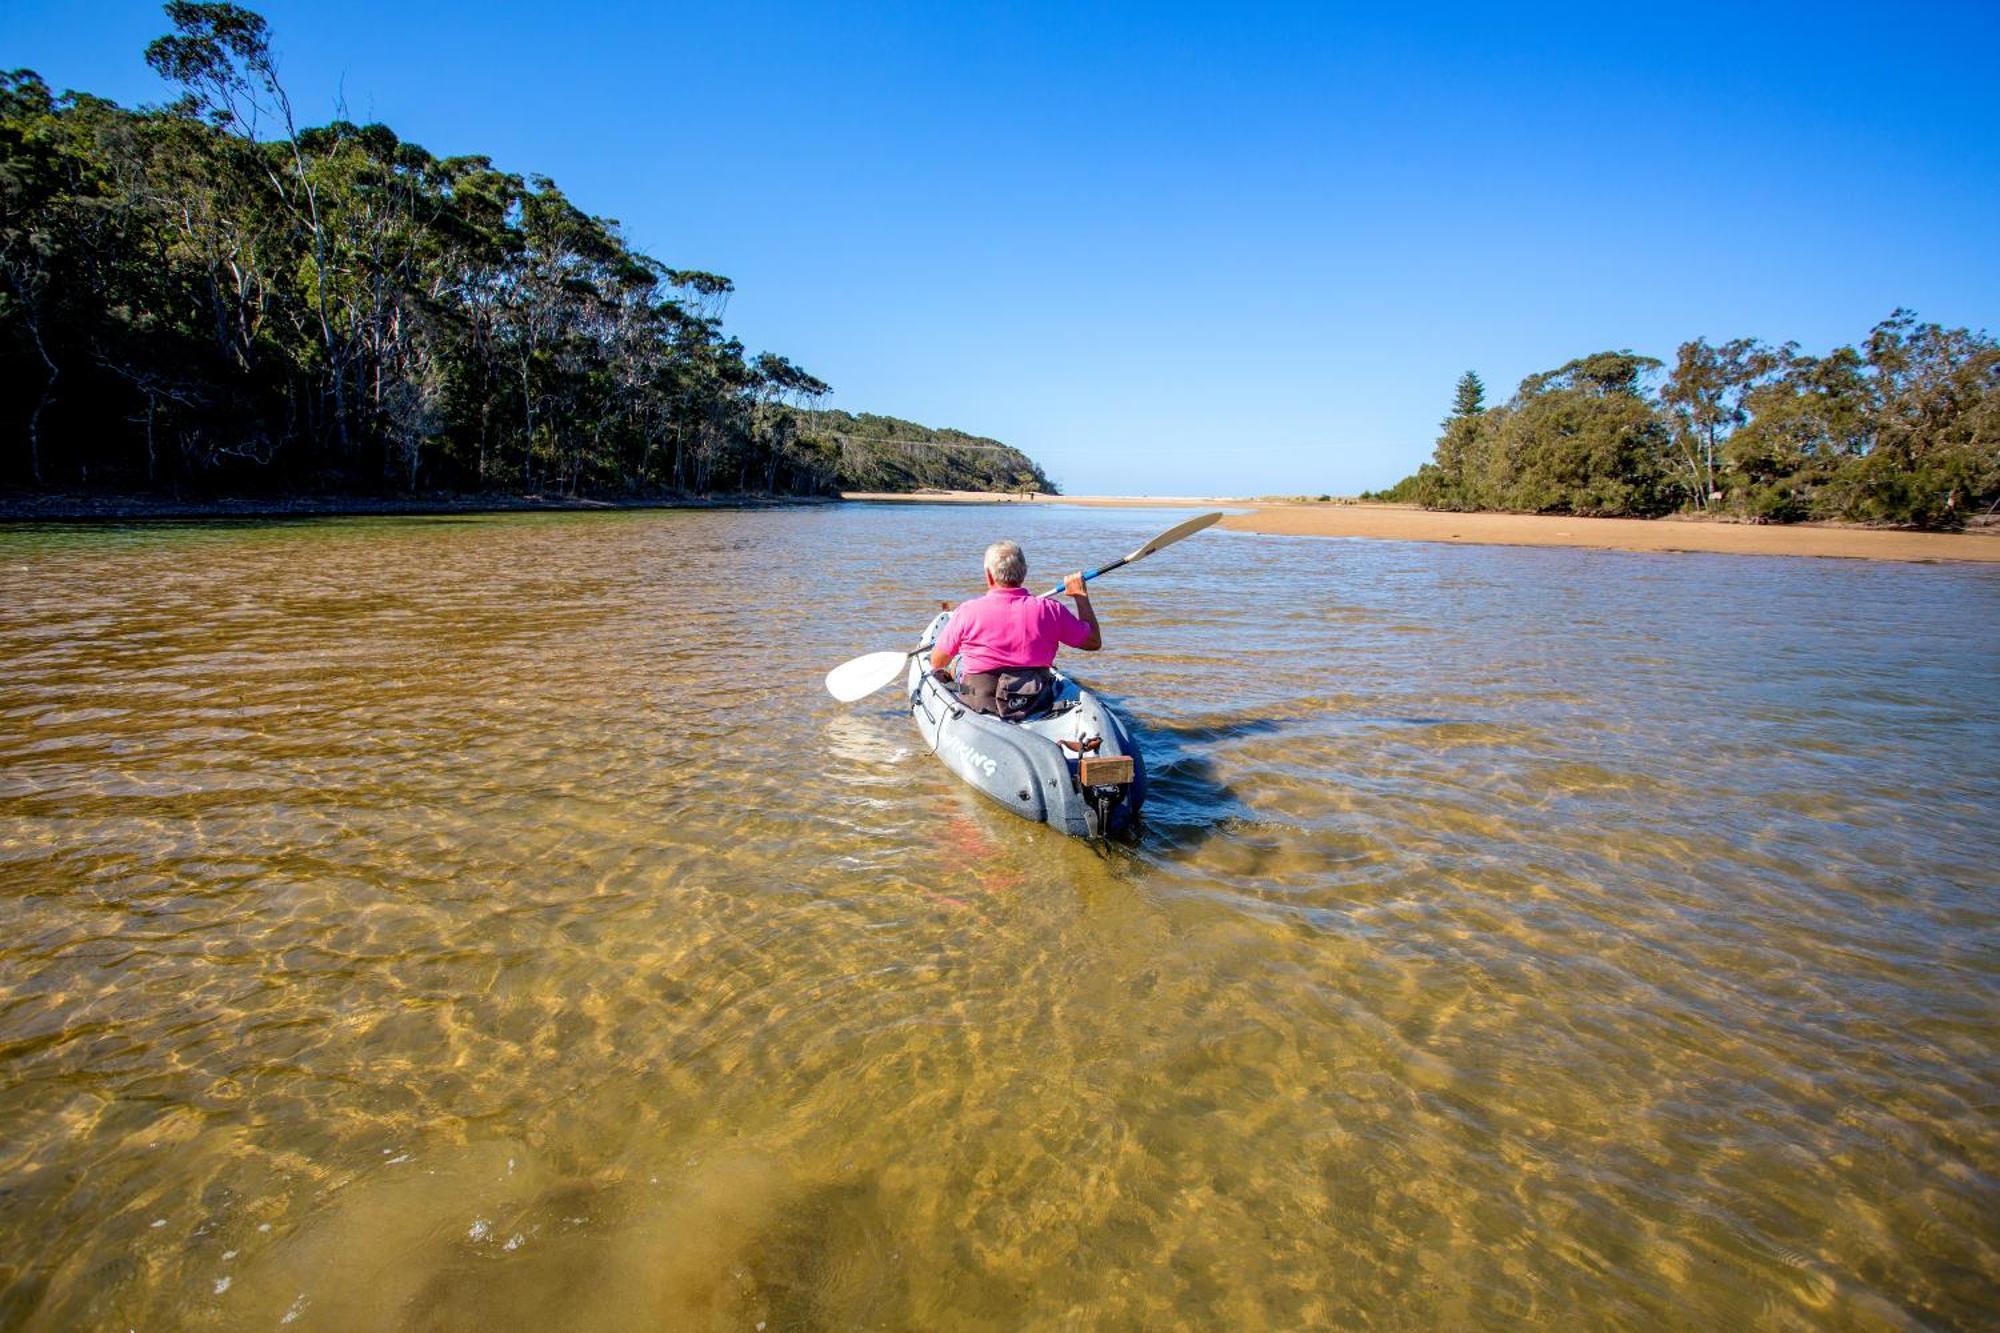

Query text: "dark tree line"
[1377, 313, 1999, 528]
[1, 4, 1021, 501]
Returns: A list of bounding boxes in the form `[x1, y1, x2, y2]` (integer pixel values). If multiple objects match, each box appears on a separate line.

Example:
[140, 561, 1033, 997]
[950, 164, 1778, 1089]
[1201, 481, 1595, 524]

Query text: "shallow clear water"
[0, 504, 1995, 1330]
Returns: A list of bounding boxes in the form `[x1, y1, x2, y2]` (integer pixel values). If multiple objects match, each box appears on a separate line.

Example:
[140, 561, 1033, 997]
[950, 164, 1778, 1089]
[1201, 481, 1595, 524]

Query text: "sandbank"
[840, 491, 2000, 564]
[842, 490, 1234, 509]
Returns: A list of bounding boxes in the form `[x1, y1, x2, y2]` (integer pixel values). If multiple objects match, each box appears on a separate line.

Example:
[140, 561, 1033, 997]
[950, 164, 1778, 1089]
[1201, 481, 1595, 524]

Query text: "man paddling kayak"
[930, 540, 1101, 719]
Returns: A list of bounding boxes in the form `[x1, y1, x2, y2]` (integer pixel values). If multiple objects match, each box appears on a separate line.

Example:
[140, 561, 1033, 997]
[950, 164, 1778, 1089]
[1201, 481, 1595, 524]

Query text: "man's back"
[928, 539, 1102, 718]
[937, 586, 1095, 674]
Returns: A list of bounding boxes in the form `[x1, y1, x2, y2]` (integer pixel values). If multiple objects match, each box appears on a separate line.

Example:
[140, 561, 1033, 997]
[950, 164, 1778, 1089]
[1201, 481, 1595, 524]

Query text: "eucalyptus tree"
[0, 71, 71, 480]
[748, 351, 832, 492]
[1721, 345, 1871, 520]
[147, 1, 354, 451]
[1479, 352, 1670, 515]
[1855, 311, 1999, 523]
[1661, 337, 1762, 510]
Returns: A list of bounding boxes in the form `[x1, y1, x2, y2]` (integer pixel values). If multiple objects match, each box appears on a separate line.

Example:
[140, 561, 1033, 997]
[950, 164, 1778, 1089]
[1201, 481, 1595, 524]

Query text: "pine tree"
[1426, 371, 1487, 507]
[1450, 370, 1485, 420]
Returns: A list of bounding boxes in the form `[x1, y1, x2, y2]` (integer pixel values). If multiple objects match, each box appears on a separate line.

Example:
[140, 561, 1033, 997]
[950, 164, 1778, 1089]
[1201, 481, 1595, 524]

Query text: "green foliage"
[1450, 370, 1484, 418]
[1410, 368, 1490, 510]
[1361, 473, 1422, 503]
[0, 9, 1047, 501]
[1660, 336, 1762, 509]
[1388, 318, 1998, 528]
[803, 410, 1056, 494]
[1400, 352, 1671, 516]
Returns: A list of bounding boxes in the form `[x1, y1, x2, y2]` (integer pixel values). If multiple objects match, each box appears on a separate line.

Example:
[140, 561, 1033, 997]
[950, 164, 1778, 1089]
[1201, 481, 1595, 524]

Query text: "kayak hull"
[906, 612, 1146, 838]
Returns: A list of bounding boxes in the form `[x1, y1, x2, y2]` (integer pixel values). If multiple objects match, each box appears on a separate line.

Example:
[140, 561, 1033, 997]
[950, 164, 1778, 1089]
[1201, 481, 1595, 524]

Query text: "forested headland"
[0, 4, 1049, 506]
[1372, 315, 1999, 528]
[806, 411, 1053, 494]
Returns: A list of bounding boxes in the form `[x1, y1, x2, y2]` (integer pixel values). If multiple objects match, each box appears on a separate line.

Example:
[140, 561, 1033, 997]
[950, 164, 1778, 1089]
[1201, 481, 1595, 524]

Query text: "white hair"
[983, 540, 1027, 587]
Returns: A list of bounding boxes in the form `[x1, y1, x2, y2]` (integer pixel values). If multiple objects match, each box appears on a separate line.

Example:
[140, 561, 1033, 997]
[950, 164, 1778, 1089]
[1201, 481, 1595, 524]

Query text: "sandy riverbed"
[841, 492, 2000, 564]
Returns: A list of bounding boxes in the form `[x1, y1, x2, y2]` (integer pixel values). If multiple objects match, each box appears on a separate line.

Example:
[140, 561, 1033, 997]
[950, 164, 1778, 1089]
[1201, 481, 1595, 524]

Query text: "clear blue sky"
[6, 2, 1997, 495]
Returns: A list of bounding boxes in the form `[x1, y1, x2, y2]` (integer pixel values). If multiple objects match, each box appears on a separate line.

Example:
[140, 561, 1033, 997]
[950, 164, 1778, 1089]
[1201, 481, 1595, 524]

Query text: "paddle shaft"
[1039, 554, 1129, 599]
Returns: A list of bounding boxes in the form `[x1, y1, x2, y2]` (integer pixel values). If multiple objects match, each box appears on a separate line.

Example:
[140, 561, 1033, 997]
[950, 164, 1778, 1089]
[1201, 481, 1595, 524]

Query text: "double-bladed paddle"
[823, 510, 1223, 703]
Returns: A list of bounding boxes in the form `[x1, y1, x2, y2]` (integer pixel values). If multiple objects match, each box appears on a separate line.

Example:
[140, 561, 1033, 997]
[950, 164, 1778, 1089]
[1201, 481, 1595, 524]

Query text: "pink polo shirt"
[936, 586, 1094, 674]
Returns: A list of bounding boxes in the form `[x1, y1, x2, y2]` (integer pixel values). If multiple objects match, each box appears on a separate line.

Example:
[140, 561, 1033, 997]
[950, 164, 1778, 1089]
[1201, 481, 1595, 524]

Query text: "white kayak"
[905, 611, 1146, 838]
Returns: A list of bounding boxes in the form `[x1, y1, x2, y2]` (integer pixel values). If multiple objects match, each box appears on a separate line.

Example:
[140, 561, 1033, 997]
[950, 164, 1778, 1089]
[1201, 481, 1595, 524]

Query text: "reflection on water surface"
[0, 505, 1995, 1329]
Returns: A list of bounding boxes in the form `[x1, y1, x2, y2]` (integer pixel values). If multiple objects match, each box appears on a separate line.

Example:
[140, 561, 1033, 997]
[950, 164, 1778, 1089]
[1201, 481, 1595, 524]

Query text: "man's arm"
[930, 609, 962, 675]
[1063, 572, 1103, 651]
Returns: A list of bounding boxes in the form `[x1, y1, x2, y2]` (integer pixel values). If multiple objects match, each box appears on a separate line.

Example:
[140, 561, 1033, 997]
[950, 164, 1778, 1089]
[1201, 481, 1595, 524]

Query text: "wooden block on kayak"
[1079, 755, 1134, 788]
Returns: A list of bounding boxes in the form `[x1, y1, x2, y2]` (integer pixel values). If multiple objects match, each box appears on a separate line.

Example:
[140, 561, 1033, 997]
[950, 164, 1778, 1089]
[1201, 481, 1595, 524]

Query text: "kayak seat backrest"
[962, 667, 1059, 722]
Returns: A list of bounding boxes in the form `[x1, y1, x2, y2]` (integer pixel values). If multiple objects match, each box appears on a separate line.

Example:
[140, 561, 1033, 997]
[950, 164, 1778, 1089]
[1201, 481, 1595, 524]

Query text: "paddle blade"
[824, 650, 912, 703]
[1122, 510, 1222, 563]
[1039, 510, 1227, 598]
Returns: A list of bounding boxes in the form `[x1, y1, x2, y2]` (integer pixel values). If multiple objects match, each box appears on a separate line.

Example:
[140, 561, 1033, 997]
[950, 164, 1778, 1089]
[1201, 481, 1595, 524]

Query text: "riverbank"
[0, 491, 835, 522]
[841, 491, 2000, 564]
[8, 489, 1994, 564]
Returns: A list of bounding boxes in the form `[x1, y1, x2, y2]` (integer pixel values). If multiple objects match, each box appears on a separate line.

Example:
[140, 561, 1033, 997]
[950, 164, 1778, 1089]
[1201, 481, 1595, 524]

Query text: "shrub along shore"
[1375, 323, 1998, 529]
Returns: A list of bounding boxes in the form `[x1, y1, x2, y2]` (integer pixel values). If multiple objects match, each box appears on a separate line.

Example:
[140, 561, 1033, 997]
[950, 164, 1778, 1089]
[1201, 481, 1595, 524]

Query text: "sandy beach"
[842, 491, 2000, 564]
[6, 488, 1993, 563]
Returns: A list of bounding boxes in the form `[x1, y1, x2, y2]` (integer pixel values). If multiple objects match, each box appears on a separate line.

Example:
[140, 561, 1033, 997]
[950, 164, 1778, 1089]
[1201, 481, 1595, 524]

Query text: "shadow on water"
[1135, 747, 1253, 855]
[1140, 712, 1287, 746]
[237, 1142, 902, 1331]
[1117, 706, 1472, 856]
[1100, 704, 1262, 856]
[738, 1175, 902, 1328]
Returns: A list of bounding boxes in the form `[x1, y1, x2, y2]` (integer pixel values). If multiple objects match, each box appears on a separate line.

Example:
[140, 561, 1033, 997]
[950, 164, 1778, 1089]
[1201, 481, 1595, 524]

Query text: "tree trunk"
[24, 323, 58, 484]
[26, 367, 55, 484]
[520, 357, 536, 490]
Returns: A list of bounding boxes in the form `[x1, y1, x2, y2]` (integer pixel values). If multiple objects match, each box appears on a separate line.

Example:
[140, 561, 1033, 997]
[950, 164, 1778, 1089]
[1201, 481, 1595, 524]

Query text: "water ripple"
[0, 507, 1995, 1328]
